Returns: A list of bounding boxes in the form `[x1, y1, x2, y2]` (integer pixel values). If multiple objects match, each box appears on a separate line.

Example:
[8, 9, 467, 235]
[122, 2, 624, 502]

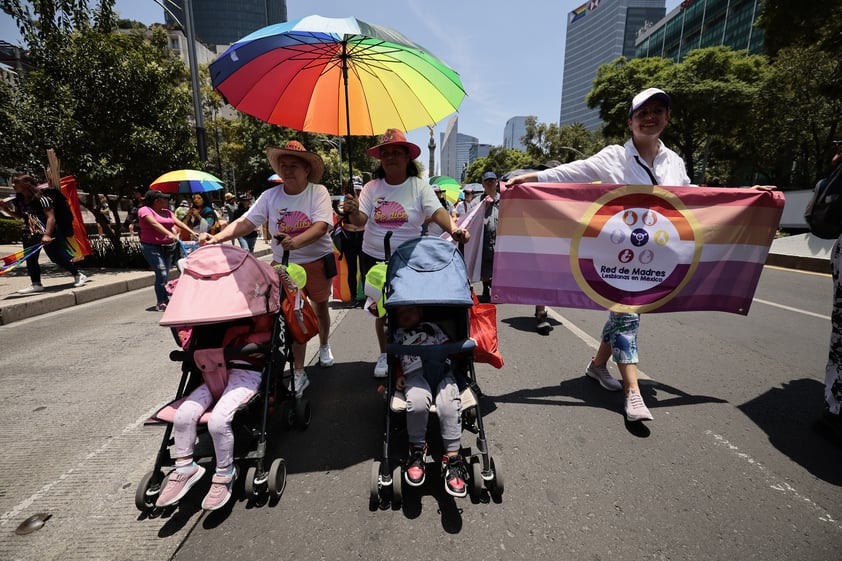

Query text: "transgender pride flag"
[491, 183, 784, 315]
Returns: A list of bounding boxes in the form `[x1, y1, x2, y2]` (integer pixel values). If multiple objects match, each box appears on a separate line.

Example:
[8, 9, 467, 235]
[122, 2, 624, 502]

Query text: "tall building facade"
[164, 0, 287, 47]
[440, 117, 479, 182]
[504, 116, 529, 151]
[560, 0, 666, 130]
[635, 0, 764, 60]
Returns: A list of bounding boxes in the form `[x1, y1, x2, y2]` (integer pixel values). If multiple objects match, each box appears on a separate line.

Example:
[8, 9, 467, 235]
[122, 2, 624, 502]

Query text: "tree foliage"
[584, 47, 835, 186]
[1, 0, 196, 196]
[757, 0, 842, 58]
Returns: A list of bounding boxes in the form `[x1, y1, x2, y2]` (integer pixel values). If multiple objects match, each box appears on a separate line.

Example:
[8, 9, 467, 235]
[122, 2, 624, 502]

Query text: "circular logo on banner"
[570, 186, 703, 313]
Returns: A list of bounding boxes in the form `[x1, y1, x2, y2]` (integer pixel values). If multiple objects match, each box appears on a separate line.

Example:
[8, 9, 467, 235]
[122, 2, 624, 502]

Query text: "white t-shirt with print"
[359, 176, 441, 260]
[244, 182, 333, 264]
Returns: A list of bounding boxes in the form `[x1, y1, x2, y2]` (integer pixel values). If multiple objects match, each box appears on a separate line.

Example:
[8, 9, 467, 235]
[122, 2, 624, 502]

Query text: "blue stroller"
[369, 236, 504, 507]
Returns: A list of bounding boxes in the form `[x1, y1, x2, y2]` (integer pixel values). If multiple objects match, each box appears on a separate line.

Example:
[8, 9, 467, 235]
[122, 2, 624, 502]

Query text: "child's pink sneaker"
[156, 464, 205, 507]
[201, 467, 238, 511]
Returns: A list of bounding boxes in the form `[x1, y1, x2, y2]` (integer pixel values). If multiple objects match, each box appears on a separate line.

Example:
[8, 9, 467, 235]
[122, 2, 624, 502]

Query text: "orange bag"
[469, 293, 504, 369]
[278, 265, 319, 344]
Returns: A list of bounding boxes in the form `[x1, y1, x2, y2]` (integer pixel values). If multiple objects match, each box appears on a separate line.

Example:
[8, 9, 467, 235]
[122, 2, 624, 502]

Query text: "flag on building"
[569, 2, 589, 24]
[491, 183, 784, 315]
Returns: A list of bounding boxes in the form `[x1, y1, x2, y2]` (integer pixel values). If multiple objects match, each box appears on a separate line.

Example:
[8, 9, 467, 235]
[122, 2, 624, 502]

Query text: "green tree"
[522, 117, 600, 163]
[757, 0, 842, 58]
[463, 147, 533, 183]
[1, 1, 196, 204]
[588, 48, 770, 185]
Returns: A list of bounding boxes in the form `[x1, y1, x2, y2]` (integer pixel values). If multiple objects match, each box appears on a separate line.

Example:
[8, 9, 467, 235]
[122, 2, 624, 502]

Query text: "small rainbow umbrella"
[429, 175, 461, 204]
[150, 170, 224, 194]
[267, 173, 284, 183]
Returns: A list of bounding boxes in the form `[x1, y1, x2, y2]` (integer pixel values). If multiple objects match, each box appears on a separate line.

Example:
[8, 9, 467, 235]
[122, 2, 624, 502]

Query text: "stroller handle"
[385, 338, 476, 360]
[169, 342, 270, 363]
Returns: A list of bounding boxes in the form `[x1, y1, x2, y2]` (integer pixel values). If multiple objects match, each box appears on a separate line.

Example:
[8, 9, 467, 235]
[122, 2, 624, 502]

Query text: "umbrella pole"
[342, 41, 354, 192]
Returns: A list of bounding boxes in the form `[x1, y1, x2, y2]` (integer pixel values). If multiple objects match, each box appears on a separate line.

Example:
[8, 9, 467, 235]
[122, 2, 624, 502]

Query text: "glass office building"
[635, 0, 764, 61]
[560, 0, 666, 130]
[164, 0, 287, 47]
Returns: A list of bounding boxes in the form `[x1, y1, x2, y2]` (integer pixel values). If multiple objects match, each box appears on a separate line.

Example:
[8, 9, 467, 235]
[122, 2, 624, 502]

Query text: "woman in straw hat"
[342, 128, 469, 379]
[202, 140, 336, 396]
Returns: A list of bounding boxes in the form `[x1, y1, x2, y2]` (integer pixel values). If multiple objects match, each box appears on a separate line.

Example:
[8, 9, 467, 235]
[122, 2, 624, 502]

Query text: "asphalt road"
[1, 265, 841, 561]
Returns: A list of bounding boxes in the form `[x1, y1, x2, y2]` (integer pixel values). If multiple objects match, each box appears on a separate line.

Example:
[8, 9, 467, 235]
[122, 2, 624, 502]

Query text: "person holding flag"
[1, 174, 87, 293]
[507, 88, 689, 422]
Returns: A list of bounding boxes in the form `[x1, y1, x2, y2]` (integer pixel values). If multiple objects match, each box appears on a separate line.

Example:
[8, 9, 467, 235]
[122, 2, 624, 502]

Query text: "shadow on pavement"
[739, 378, 842, 486]
[489, 376, 727, 415]
[500, 314, 560, 334]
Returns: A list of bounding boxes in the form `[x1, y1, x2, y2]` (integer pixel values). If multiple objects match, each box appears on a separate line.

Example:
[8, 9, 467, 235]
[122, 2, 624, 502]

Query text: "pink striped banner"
[492, 183, 784, 315]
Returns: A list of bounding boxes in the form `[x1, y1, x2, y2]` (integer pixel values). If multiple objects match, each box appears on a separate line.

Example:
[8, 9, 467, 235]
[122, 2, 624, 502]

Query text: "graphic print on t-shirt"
[372, 197, 409, 229]
[276, 208, 312, 236]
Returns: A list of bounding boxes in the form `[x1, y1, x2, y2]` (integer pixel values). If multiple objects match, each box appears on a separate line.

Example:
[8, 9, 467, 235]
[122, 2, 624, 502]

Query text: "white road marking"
[0, 406, 160, 526]
[753, 298, 830, 321]
[547, 308, 651, 380]
[706, 430, 842, 530]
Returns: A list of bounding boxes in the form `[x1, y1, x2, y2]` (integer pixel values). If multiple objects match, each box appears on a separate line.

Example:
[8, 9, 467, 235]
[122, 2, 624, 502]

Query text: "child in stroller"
[369, 236, 503, 507]
[393, 304, 468, 498]
[155, 315, 272, 511]
[136, 244, 308, 513]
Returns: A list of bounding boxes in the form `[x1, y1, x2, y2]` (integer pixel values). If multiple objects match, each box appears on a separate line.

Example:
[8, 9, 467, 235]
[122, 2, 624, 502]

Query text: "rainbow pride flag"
[569, 3, 588, 24]
[0, 243, 43, 276]
[492, 183, 784, 315]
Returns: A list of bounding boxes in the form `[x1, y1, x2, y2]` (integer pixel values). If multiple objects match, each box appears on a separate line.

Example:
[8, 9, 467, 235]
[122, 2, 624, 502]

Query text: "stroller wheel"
[244, 466, 261, 497]
[470, 460, 484, 499]
[391, 464, 403, 506]
[369, 460, 383, 506]
[135, 470, 163, 512]
[294, 398, 312, 429]
[488, 456, 504, 499]
[279, 401, 295, 429]
[267, 458, 287, 498]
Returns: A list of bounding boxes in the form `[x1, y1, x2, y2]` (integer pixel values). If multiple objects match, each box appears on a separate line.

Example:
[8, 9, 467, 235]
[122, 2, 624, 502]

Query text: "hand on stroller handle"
[385, 338, 476, 359]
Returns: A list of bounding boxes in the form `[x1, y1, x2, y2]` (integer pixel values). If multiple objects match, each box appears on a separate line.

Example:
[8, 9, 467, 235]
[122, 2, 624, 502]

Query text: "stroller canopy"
[385, 237, 473, 308]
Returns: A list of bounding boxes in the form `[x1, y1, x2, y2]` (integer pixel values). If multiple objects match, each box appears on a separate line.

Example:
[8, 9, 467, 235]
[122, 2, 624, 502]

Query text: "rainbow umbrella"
[267, 173, 284, 183]
[210, 15, 466, 177]
[150, 170, 224, 194]
[429, 175, 461, 204]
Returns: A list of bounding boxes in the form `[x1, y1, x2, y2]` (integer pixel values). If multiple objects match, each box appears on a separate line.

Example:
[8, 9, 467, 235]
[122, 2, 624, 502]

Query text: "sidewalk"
[0, 233, 833, 325]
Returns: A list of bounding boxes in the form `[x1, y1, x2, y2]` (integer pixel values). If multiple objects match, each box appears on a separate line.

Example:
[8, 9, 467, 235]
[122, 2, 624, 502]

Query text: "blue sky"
[1, 0, 682, 170]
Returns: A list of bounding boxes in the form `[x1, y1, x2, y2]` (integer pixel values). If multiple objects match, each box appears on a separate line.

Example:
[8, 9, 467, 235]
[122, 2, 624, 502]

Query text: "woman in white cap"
[342, 128, 469, 378]
[202, 140, 337, 395]
[508, 87, 689, 423]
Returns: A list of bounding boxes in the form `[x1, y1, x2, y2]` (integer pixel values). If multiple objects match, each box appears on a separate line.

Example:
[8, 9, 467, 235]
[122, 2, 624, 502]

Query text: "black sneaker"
[535, 310, 552, 335]
[405, 445, 426, 487]
[442, 455, 468, 498]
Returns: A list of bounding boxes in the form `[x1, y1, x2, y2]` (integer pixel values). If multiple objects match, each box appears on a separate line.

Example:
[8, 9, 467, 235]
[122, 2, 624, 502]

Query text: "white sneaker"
[585, 360, 623, 391]
[17, 284, 44, 294]
[319, 344, 334, 367]
[625, 389, 654, 422]
[373, 353, 388, 378]
[73, 273, 87, 287]
[289, 369, 309, 397]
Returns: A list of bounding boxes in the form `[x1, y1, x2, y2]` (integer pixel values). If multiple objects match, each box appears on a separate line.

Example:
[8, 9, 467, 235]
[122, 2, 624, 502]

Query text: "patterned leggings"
[601, 311, 640, 364]
[826, 239, 842, 414]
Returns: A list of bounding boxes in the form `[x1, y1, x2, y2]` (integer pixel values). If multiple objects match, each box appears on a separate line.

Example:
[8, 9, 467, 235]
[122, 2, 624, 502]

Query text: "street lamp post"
[152, 0, 207, 162]
[319, 138, 344, 190]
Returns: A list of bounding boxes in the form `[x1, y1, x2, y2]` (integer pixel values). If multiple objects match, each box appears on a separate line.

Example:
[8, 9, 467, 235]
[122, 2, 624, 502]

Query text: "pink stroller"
[134, 244, 311, 512]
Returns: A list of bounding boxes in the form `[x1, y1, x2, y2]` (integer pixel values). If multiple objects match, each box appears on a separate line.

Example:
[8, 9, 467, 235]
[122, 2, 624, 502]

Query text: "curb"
[765, 254, 830, 275]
